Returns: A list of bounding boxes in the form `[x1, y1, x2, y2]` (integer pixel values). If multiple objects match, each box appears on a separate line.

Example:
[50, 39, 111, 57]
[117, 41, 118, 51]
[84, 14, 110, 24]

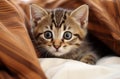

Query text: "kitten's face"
[30, 4, 89, 56]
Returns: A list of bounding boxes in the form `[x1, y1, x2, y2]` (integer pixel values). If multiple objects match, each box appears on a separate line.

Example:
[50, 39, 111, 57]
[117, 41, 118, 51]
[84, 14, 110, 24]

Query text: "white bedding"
[39, 56, 120, 79]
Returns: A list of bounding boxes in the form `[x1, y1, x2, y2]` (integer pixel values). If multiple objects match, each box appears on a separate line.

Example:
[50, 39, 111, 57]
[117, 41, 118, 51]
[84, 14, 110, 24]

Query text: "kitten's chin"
[49, 48, 71, 56]
[52, 51, 68, 56]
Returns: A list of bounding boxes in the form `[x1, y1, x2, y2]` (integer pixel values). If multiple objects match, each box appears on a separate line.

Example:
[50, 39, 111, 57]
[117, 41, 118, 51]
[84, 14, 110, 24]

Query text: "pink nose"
[54, 45, 60, 49]
[53, 39, 61, 49]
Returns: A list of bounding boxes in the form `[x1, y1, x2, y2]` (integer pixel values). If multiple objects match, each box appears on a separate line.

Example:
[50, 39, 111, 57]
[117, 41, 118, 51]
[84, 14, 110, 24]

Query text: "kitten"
[30, 4, 99, 64]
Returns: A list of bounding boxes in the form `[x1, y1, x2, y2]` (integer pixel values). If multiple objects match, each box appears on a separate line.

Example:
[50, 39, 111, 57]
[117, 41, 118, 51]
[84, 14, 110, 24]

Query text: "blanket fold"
[0, 0, 46, 79]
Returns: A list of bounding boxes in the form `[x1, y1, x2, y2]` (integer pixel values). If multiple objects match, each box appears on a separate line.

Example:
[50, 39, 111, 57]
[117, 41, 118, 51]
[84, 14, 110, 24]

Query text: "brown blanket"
[0, 0, 120, 79]
[0, 0, 46, 79]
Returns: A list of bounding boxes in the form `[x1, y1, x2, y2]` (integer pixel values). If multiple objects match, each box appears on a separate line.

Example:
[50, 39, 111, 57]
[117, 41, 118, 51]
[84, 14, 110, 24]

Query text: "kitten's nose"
[54, 45, 60, 49]
[53, 39, 61, 49]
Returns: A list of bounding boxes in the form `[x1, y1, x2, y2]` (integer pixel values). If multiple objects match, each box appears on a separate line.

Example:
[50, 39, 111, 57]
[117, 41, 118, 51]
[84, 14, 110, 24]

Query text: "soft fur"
[30, 4, 98, 64]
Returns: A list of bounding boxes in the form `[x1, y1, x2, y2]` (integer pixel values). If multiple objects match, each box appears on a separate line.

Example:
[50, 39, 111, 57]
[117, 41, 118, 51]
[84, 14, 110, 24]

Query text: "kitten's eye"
[44, 31, 53, 39]
[63, 31, 72, 40]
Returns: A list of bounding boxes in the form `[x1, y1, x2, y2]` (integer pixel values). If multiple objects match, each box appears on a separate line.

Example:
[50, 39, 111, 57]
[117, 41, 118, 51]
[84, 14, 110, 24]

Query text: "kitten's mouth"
[56, 49, 59, 52]
[54, 49, 62, 53]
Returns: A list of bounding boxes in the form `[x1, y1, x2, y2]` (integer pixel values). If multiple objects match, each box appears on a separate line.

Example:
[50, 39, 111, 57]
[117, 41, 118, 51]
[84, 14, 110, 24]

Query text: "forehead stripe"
[59, 11, 67, 27]
[51, 11, 57, 27]
[50, 24, 53, 30]
[64, 25, 67, 30]
[51, 9, 67, 28]
[63, 11, 67, 20]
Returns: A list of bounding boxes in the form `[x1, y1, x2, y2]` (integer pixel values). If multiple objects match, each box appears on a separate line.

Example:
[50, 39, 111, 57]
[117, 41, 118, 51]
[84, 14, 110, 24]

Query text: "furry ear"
[70, 4, 89, 29]
[30, 4, 48, 21]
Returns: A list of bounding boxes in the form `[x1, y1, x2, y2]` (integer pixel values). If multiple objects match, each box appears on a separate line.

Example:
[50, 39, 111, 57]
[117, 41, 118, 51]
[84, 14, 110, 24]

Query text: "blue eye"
[44, 31, 53, 39]
[63, 31, 72, 40]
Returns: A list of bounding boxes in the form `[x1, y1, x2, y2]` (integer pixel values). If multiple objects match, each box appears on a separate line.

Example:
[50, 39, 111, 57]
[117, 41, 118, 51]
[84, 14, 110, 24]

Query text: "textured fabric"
[0, 0, 46, 79]
[40, 57, 120, 79]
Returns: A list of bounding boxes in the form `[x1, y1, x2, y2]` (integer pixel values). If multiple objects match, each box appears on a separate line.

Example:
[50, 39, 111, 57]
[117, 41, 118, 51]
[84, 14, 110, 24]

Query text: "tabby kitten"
[30, 4, 99, 64]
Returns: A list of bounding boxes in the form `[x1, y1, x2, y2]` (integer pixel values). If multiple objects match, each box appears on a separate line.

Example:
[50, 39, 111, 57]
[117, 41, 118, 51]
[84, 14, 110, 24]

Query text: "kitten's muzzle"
[53, 40, 62, 50]
[53, 44, 61, 52]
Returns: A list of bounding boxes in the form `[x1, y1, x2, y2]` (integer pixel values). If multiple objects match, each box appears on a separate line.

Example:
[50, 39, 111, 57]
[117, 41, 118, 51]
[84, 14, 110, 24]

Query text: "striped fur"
[31, 4, 98, 64]
[51, 8, 67, 28]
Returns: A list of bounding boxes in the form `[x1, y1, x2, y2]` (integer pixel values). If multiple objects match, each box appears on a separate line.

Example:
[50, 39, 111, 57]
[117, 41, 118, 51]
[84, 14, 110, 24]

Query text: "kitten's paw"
[80, 55, 96, 65]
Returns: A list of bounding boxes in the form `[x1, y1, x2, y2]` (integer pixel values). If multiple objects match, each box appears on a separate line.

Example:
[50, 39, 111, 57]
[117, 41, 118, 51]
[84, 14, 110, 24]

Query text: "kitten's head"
[30, 4, 89, 56]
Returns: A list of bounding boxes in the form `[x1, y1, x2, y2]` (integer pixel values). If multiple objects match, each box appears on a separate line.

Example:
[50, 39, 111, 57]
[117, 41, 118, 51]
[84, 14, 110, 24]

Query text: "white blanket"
[39, 56, 120, 79]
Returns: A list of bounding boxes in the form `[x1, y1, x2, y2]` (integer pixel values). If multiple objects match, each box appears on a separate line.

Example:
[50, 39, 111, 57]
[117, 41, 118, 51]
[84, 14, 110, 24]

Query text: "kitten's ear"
[30, 4, 48, 21]
[70, 4, 89, 29]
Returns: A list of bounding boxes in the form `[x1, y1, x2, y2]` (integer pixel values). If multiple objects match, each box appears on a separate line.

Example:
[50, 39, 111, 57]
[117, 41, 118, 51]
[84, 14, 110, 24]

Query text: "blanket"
[40, 56, 120, 79]
[0, 0, 46, 79]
